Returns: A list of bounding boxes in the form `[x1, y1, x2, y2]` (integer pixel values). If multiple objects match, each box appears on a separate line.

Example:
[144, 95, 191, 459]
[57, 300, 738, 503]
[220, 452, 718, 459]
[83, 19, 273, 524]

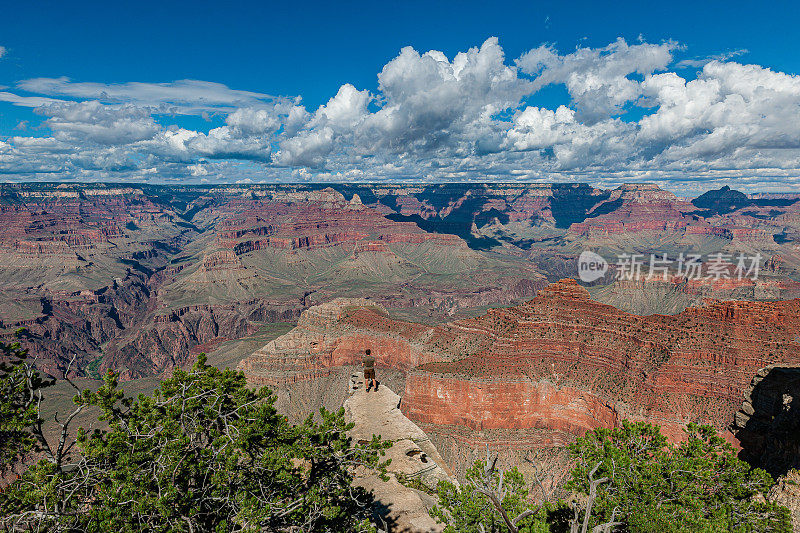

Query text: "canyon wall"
[239, 280, 800, 476]
[3, 181, 800, 388]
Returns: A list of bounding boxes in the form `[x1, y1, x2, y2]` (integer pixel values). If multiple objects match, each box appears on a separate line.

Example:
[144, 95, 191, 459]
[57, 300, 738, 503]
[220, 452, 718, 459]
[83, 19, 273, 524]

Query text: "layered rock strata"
[4, 181, 800, 386]
[240, 281, 800, 474]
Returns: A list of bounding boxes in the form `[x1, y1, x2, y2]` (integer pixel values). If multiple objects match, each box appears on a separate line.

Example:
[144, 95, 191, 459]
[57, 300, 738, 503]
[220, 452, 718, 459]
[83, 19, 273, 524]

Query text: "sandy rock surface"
[345, 377, 454, 532]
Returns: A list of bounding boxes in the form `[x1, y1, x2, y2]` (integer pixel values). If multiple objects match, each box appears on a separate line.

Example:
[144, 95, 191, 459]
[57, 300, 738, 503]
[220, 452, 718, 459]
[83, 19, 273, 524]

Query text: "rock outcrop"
[214, 200, 464, 252]
[769, 470, 800, 532]
[732, 367, 800, 477]
[345, 380, 452, 532]
[240, 281, 800, 477]
[568, 183, 696, 237]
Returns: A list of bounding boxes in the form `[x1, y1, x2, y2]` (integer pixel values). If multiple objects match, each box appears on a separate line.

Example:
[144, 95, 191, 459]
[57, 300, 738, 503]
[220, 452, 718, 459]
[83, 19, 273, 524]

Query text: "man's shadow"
[371, 500, 403, 533]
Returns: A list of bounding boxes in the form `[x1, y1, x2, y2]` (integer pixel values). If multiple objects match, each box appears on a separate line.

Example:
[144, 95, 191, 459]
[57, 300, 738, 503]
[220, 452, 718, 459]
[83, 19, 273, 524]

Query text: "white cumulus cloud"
[2, 37, 800, 191]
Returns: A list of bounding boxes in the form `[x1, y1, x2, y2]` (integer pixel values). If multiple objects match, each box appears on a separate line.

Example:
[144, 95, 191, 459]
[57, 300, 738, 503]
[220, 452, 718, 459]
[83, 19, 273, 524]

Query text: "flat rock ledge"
[345, 374, 454, 533]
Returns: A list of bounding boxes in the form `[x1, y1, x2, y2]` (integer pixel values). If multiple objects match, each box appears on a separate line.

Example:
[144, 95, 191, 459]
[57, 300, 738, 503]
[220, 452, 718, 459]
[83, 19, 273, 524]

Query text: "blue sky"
[1, 0, 800, 192]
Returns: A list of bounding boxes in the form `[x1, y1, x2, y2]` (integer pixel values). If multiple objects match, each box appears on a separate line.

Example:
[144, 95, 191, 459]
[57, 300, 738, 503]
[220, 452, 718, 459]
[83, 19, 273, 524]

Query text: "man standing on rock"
[363, 349, 377, 392]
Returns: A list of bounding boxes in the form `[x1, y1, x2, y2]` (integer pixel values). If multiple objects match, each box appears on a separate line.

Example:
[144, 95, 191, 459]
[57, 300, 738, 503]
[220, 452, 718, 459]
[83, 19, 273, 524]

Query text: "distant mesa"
[692, 185, 753, 215]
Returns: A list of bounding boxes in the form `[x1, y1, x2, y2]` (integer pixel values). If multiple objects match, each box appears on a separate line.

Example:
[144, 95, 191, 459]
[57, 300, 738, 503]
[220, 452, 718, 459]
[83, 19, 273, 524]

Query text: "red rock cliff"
[240, 280, 800, 447]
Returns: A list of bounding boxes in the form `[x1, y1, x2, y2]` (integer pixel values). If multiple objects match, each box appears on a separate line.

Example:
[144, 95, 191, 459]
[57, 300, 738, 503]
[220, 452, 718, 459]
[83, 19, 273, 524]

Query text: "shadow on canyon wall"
[734, 367, 800, 478]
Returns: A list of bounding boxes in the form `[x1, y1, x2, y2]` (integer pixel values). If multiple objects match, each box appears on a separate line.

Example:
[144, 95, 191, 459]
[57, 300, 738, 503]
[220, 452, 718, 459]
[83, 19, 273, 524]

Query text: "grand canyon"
[2, 181, 800, 528]
[6, 7, 800, 529]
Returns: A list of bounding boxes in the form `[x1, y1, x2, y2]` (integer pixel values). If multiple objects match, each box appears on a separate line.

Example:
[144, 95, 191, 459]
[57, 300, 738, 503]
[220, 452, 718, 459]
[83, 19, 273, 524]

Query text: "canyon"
[2, 181, 800, 527]
[239, 282, 800, 480]
[1, 181, 799, 388]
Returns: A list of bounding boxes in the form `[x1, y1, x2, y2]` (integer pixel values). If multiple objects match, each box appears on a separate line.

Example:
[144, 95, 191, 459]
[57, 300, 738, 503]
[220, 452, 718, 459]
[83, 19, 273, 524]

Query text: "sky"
[1, 0, 800, 193]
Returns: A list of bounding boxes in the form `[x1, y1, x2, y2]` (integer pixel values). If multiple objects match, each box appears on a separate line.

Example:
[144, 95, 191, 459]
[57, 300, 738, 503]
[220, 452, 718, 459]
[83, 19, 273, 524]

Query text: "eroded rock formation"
[4, 181, 800, 386]
[240, 281, 800, 477]
[732, 366, 800, 477]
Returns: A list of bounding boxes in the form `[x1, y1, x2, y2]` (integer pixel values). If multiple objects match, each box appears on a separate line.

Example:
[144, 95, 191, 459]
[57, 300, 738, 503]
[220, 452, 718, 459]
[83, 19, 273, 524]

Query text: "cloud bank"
[2, 37, 800, 192]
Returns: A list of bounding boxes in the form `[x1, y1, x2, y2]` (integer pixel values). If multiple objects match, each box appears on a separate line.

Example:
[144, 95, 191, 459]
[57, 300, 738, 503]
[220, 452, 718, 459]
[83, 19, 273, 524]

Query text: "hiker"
[362, 349, 377, 392]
